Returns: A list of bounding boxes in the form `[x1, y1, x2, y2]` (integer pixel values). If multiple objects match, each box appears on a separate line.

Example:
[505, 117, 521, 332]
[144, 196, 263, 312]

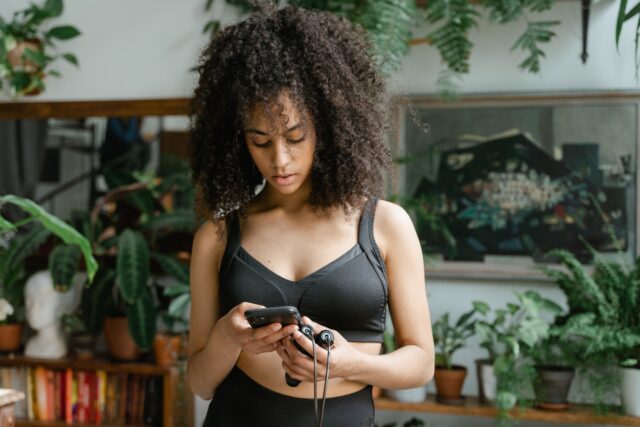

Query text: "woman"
[188, 4, 434, 426]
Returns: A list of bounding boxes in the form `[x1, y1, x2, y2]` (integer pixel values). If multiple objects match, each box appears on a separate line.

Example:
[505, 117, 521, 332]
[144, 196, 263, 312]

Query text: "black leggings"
[203, 366, 375, 427]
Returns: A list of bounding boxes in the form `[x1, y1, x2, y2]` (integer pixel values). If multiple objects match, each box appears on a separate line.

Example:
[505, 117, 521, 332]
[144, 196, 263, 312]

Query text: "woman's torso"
[218, 197, 388, 397]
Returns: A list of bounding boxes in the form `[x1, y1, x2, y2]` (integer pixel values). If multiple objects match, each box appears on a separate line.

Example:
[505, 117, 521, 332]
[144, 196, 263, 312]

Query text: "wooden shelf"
[0, 98, 190, 119]
[0, 355, 174, 376]
[374, 395, 640, 426]
[16, 421, 144, 427]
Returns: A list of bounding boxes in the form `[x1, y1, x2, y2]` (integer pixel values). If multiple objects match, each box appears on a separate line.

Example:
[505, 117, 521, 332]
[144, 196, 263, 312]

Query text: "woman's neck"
[258, 179, 312, 213]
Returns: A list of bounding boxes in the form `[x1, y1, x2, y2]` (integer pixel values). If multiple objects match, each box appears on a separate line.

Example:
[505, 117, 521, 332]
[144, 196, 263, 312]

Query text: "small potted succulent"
[431, 306, 479, 403]
[0, 0, 80, 97]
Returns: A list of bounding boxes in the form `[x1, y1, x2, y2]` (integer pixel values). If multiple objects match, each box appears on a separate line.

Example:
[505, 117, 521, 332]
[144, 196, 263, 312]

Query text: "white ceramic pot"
[481, 363, 497, 402]
[384, 385, 426, 403]
[621, 366, 640, 416]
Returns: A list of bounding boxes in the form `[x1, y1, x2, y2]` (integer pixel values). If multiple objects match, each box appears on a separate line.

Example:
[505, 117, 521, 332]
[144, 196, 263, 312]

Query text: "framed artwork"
[390, 92, 639, 280]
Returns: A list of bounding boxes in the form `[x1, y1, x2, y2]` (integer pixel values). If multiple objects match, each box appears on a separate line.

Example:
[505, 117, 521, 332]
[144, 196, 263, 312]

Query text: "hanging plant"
[0, 0, 80, 97]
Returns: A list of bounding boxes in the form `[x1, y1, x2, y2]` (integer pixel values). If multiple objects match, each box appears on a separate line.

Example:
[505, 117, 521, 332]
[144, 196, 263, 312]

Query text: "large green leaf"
[0, 195, 98, 282]
[117, 229, 149, 304]
[48, 243, 81, 291]
[128, 287, 157, 350]
[82, 268, 114, 336]
[0, 214, 16, 232]
[152, 253, 189, 284]
[1, 225, 50, 285]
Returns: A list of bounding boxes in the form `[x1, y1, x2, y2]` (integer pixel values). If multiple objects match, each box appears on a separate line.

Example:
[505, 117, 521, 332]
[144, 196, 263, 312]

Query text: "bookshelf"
[374, 395, 640, 426]
[0, 355, 193, 427]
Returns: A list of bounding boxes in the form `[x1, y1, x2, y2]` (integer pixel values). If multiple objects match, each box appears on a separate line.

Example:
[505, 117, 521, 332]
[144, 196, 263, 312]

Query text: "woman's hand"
[276, 316, 359, 383]
[219, 302, 298, 355]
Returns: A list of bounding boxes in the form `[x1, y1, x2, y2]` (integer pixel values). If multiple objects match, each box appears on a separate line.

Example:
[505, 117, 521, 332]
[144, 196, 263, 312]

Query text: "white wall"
[1, 1, 634, 426]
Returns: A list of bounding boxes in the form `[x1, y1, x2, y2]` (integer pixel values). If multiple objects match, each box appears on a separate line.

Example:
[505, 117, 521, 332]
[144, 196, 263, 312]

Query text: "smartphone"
[244, 306, 302, 329]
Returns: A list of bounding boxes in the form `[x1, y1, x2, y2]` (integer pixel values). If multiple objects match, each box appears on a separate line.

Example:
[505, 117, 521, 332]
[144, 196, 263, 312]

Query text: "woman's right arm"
[187, 220, 296, 400]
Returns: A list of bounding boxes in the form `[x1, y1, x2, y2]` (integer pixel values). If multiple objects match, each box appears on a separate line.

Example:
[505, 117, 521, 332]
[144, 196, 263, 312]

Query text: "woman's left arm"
[348, 200, 435, 388]
[279, 201, 435, 388]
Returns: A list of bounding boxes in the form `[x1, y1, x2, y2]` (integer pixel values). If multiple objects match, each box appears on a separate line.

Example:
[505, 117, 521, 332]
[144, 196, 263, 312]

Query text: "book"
[34, 366, 48, 421]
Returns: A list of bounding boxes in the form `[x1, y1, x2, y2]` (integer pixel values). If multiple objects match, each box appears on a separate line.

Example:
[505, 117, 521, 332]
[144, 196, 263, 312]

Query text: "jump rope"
[285, 324, 335, 427]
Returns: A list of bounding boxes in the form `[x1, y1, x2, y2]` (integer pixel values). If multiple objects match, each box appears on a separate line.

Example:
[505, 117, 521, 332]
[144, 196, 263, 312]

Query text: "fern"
[511, 20, 559, 73]
[424, 0, 479, 74]
[351, 0, 417, 75]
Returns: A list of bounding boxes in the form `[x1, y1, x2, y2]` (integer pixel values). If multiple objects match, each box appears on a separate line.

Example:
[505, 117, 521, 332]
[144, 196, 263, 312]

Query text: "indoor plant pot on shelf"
[473, 290, 561, 417]
[0, 0, 81, 98]
[432, 306, 480, 403]
[543, 248, 640, 416]
[154, 278, 190, 367]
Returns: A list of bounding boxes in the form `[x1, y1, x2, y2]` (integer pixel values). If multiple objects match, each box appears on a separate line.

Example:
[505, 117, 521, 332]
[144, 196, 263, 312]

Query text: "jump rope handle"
[284, 325, 335, 387]
[285, 324, 314, 387]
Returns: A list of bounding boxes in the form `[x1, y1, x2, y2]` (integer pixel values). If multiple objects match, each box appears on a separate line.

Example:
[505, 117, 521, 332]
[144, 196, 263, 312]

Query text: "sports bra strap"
[358, 197, 388, 283]
[220, 212, 241, 275]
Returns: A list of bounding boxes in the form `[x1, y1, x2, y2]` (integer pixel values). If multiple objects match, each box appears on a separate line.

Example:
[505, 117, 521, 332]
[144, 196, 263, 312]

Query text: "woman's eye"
[288, 135, 306, 144]
[253, 140, 270, 147]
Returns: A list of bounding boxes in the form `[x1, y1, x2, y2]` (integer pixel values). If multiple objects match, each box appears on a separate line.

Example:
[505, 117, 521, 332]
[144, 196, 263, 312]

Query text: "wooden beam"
[0, 98, 191, 119]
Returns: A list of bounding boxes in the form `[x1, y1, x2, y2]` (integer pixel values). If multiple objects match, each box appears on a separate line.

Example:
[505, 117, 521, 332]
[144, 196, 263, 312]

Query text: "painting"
[391, 93, 639, 277]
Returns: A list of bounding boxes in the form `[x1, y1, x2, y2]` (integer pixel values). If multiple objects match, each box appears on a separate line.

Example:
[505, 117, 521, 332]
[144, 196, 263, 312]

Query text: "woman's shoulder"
[192, 218, 228, 270]
[373, 199, 416, 259]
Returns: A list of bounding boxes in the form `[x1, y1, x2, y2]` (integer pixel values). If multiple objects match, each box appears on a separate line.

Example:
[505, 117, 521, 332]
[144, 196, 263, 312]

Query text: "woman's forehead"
[245, 93, 308, 129]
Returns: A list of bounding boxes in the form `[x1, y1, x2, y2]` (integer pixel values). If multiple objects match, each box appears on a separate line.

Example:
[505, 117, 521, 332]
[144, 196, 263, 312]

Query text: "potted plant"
[0, 0, 81, 97]
[431, 306, 479, 403]
[543, 248, 640, 416]
[529, 328, 588, 411]
[0, 194, 97, 353]
[154, 276, 190, 367]
[473, 290, 562, 422]
[75, 166, 195, 361]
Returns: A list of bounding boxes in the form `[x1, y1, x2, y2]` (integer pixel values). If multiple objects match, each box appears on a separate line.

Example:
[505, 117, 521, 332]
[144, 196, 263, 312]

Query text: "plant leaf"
[128, 286, 157, 350]
[0, 195, 98, 282]
[117, 229, 149, 304]
[61, 53, 79, 67]
[43, 0, 63, 18]
[49, 244, 81, 291]
[82, 268, 114, 336]
[168, 292, 190, 318]
[46, 26, 81, 40]
[152, 253, 189, 284]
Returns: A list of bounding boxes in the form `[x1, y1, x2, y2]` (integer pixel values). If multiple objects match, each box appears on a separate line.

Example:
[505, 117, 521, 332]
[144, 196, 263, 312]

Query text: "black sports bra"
[218, 197, 388, 342]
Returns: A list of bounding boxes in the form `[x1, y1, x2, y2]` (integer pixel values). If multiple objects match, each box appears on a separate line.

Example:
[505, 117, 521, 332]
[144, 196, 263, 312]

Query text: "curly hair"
[189, 4, 391, 221]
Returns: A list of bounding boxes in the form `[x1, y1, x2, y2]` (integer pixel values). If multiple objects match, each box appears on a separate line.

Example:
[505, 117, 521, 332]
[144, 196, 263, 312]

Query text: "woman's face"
[244, 91, 316, 196]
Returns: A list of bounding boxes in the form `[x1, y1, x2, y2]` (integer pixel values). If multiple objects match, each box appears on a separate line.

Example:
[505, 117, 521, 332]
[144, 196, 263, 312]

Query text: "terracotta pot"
[535, 365, 575, 410]
[153, 333, 182, 366]
[104, 317, 141, 361]
[7, 39, 43, 72]
[434, 365, 467, 401]
[0, 323, 23, 353]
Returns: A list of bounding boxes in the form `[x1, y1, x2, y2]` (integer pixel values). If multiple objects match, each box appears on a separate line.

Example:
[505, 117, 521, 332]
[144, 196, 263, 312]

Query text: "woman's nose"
[271, 140, 291, 168]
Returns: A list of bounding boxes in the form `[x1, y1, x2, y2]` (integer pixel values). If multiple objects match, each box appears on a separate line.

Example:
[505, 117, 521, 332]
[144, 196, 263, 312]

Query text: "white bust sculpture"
[24, 270, 83, 359]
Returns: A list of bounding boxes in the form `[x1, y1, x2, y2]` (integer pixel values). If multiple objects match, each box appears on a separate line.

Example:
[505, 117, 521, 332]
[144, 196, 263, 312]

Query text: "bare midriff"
[235, 341, 382, 397]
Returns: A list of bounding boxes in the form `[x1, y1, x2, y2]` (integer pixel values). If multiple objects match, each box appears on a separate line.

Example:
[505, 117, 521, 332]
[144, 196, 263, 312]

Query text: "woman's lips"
[273, 174, 296, 186]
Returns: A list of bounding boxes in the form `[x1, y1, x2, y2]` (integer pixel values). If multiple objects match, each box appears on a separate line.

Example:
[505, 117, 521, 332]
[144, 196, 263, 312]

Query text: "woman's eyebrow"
[245, 122, 303, 135]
